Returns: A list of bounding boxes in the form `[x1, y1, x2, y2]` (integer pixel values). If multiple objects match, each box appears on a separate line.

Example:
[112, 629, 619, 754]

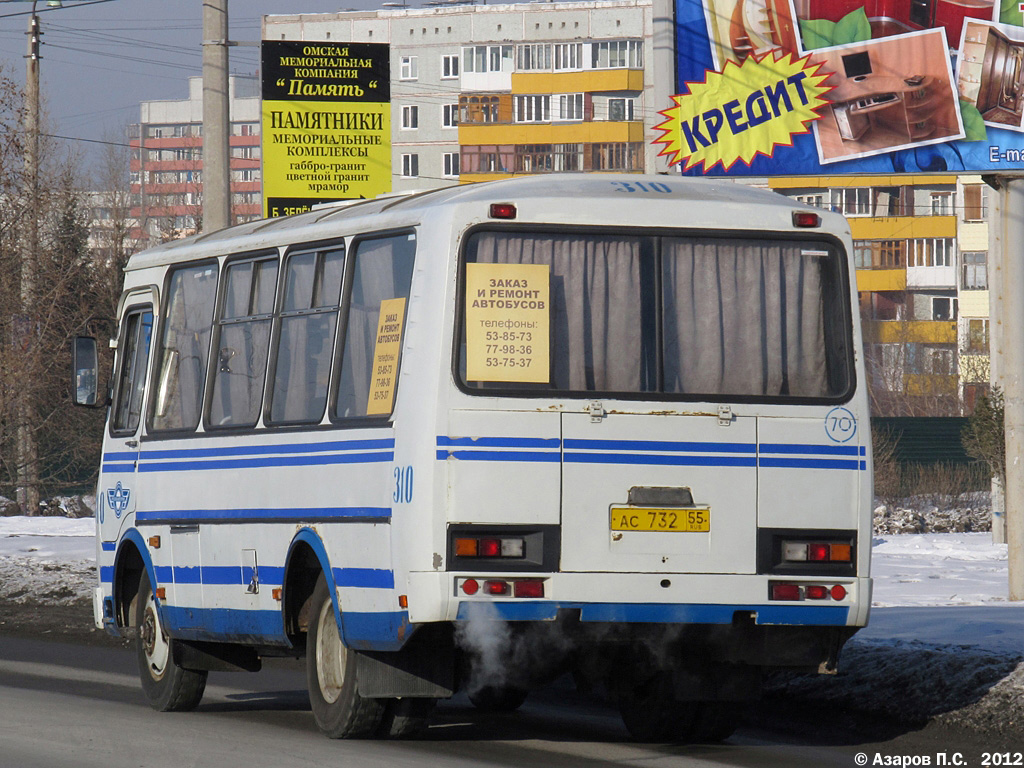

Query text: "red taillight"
[770, 584, 802, 601]
[805, 585, 828, 600]
[461, 578, 479, 595]
[489, 202, 517, 219]
[831, 584, 848, 601]
[513, 579, 544, 598]
[808, 542, 830, 562]
[479, 538, 501, 557]
[484, 580, 509, 595]
[793, 211, 820, 228]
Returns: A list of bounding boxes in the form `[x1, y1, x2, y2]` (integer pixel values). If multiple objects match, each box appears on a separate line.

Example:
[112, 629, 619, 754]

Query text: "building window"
[231, 168, 258, 182]
[443, 152, 460, 177]
[401, 105, 419, 130]
[459, 95, 501, 124]
[966, 318, 989, 353]
[930, 191, 954, 215]
[909, 238, 955, 268]
[591, 40, 643, 69]
[460, 145, 513, 174]
[400, 56, 418, 80]
[556, 93, 584, 121]
[401, 153, 419, 178]
[441, 53, 459, 79]
[516, 43, 551, 71]
[462, 44, 512, 74]
[830, 187, 871, 216]
[553, 42, 583, 71]
[607, 97, 635, 121]
[591, 142, 644, 171]
[931, 297, 957, 321]
[962, 251, 988, 289]
[232, 122, 258, 136]
[963, 184, 988, 221]
[794, 193, 826, 208]
[854, 239, 906, 268]
[929, 347, 954, 375]
[515, 95, 550, 123]
[230, 146, 260, 159]
[442, 103, 459, 128]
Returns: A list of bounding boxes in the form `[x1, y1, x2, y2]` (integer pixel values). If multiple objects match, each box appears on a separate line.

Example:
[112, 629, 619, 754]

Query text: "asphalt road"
[0, 635, 998, 768]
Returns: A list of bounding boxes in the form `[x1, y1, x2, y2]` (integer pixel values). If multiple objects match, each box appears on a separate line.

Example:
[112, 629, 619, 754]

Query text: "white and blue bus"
[73, 174, 871, 741]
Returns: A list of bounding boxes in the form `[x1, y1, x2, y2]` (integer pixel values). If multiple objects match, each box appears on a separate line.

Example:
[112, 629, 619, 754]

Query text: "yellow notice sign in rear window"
[465, 263, 550, 383]
[366, 297, 406, 415]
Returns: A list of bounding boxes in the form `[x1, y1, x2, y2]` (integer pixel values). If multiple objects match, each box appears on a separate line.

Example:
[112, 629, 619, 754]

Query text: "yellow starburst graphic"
[654, 51, 833, 173]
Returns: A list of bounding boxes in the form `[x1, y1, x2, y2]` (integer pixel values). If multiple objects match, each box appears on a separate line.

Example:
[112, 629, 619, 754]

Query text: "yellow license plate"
[610, 507, 710, 532]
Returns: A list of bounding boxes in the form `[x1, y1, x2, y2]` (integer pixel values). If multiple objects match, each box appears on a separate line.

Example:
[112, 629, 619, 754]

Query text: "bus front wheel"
[136, 572, 207, 711]
[306, 574, 384, 738]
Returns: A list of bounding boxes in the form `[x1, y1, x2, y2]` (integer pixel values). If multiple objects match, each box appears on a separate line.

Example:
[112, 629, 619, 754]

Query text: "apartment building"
[128, 75, 262, 243]
[263, 0, 672, 193]
[771, 175, 990, 416]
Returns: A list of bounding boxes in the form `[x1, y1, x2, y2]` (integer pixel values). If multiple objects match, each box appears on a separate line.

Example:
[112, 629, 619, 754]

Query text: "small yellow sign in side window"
[465, 262, 550, 384]
[366, 297, 406, 415]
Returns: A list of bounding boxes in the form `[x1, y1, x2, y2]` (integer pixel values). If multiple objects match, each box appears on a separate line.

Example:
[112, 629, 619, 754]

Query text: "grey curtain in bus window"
[112, 309, 153, 433]
[209, 259, 278, 428]
[470, 232, 643, 391]
[270, 249, 344, 424]
[661, 239, 830, 397]
[151, 264, 218, 431]
[335, 234, 416, 419]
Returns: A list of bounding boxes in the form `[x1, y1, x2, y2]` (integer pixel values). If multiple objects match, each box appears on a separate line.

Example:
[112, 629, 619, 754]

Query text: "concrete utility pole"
[15, 3, 42, 514]
[202, 0, 230, 232]
[993, 177, 1024, 600]
[989, 181, 1006, 544]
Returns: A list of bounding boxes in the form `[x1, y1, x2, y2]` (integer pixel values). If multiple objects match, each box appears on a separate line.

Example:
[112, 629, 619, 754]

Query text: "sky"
[0, 0, 384, 170]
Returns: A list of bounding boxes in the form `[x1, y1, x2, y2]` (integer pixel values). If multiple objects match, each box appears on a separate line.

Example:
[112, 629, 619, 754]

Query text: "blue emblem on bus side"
[824, 407, 857, 443]
[106, 482, 131, 518]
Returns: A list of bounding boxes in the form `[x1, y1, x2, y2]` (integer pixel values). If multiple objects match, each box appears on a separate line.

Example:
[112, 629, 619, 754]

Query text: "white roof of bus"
[125, 174, 848, 272]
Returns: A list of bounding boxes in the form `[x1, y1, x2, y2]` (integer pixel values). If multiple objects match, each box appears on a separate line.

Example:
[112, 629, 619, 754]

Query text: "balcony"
[855, 268, 905, 292]
[869, 320, 957, 344]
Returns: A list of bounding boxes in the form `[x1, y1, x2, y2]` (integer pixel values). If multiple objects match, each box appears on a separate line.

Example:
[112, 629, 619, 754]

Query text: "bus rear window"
[459, 230, 852, 401]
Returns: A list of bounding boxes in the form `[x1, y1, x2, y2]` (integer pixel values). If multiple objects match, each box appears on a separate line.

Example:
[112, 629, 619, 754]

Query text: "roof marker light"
[489, 202, 517, 219]
[793, 211, 820, 228]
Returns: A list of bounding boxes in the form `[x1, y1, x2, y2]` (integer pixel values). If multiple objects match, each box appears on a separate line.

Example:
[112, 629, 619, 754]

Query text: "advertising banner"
[261, 40, 391, 217]
[658, 1, 1024, 175]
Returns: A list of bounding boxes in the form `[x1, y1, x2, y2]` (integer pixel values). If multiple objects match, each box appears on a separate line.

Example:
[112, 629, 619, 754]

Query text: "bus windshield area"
[460, 230, 852, 401]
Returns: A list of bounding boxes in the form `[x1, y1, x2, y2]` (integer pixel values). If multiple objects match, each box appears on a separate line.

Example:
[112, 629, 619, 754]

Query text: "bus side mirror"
[72, 336, 100, 407]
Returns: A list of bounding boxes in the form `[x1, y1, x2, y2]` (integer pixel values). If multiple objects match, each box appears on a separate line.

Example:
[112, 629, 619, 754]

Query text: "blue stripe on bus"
[564, 452, 758, 468]
[758, 458, 865, 471]
[333, 567, 395, 589]
[436, 436, 560, 449]
[158, 606, 410, 650]
[456, 601, 849, 626]
[138, 451, 393, 472]
[99, 566, 113, 583]
[100, 541, 117, 551]
[102, 463, 136, 473]
[436, 449, 561, 462]
[759, 443, 861, 456]
[154, 565, 173, 583]
[102, 452, 138, 461]
[139, 438, 394, 460]
[564, 438, 756, 453]
[137, 507, 391, 523]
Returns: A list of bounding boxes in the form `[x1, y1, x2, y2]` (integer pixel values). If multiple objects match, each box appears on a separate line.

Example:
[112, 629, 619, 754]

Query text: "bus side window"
[111, 308, 154, 434]
[208, 256, 278, 428]
[334, 233, 416, 420]
[268, 246, 345, 424]
[150, 263, 219, 432]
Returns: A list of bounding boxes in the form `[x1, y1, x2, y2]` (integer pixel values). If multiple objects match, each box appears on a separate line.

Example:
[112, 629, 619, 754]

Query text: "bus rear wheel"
[306, 574, 384, 738]
[136, 572, 207, 712]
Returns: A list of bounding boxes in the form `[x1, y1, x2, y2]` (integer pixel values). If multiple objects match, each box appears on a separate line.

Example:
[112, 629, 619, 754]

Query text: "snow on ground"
[1, 507, 1023, 735]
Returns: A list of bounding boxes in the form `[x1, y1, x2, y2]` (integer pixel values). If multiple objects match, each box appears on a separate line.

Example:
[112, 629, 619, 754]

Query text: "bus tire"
[306, 574, 384, 738]
[377, 697, 435, 738]
[618, 678, 697, 742]
[136, 572, 207, 712]
[468, 684, 529, 713]
[691, 701, 740, 742]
